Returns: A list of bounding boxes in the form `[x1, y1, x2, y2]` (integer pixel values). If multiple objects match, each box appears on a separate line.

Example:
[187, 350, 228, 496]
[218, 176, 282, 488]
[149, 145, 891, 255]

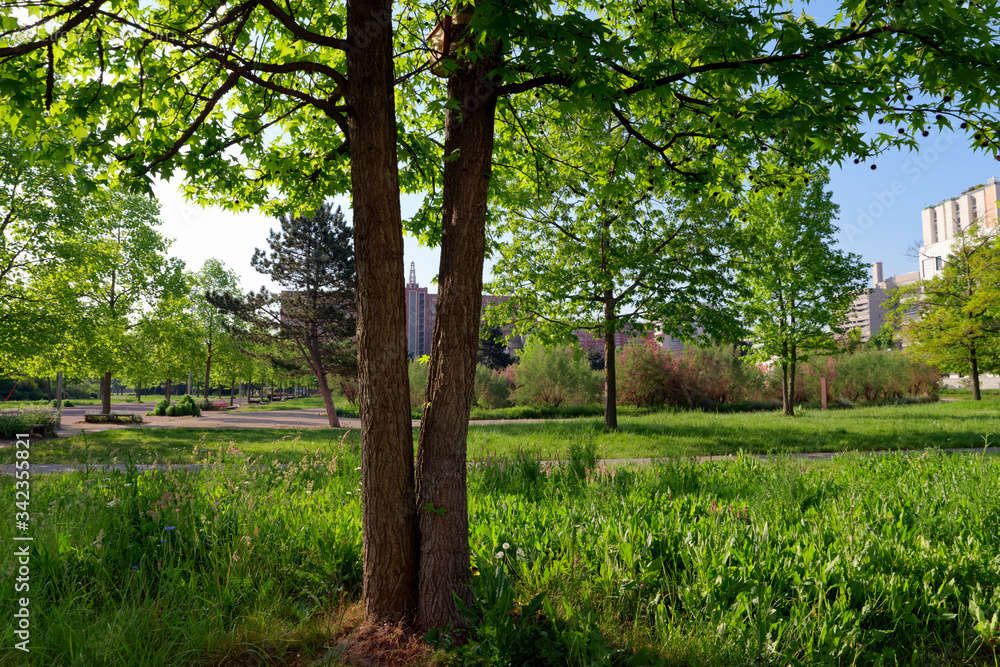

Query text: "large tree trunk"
[970, 343, 981, 401]
[415, 35, 500, 629]
[603, 293, 618, 431]
[316, 370, 341, 428]
[346, 0, 419, 625]
[164, 379, 172, 404]
[101, 371, 112, 415]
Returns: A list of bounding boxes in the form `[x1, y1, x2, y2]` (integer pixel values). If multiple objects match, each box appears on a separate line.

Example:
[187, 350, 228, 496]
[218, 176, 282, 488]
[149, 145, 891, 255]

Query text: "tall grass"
[3, 441, 1000, 664]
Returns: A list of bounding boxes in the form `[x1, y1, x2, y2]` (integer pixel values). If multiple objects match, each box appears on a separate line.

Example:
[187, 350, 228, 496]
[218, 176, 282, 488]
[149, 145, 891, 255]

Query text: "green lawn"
[3, 446, 999, 664]
[4, 397, 998, 465]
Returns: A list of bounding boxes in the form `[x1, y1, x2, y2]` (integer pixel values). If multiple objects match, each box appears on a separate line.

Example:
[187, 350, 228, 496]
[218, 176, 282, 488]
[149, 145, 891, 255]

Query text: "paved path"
[40, 403, 565, 436]
[3, 446, 999, 477]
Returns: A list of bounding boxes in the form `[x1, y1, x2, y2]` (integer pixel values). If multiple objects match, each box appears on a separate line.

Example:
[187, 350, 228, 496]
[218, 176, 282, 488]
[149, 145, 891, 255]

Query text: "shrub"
[0, 409, 58, 438]
[510, 340, 602, 407]
[339, 376, 359, 405]
[49, 399, 75, 408]
[409, 357, 429, 410]
[195, 397, 212, 411]
[618, 341, 770, 408]
[154, 395, 201, 417]
[474, 365, 513, 409]
[152, 399, 169, 416]
[826, 350, 939, 403]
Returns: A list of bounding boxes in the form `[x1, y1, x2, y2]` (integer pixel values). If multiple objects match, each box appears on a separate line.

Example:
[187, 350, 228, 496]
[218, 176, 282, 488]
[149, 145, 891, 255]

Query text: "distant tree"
[192, 260, 242, 399]
[64, 193, 171, 414]
[477, 325, 514, 371]
[734, 170, 867, 416]
[888, 227, 1000, 400]
[208, 204, 355, 427]
[133, 288, 204, 404]
[867, 324, 898, 351]
[0, 129, 87, 370]
[487, 116, 735, 429]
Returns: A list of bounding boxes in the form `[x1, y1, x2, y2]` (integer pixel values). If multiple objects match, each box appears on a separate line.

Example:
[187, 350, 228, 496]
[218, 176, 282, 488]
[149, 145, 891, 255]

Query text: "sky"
[155, 131, 999, 294]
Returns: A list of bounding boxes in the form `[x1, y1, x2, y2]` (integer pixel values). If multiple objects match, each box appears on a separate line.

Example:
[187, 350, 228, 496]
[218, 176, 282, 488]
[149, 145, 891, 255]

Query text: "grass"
[4, 397, 997, 465]
[3, 445, 1000, 664]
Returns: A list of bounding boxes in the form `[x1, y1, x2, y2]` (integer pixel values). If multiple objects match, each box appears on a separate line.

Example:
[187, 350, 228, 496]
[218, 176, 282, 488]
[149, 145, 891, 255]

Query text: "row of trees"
[5, 0, 1000, 631]
[2, 128, 360, 421]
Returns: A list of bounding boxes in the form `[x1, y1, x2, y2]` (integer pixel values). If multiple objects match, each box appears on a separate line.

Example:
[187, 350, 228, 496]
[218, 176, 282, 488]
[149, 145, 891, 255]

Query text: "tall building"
[919, 177, 1000, 279]
[405, 263, 437, 359]
[845, 262, 920, 342]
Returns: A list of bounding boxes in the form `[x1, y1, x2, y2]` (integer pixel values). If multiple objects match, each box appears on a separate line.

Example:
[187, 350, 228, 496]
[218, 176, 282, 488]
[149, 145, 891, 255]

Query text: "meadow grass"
[2, 445, 999, 665]
[3, 397, 997, 465]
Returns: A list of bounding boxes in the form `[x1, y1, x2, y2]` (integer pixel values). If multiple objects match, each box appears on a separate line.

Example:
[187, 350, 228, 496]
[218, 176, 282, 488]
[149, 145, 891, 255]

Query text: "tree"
[888, 227, 1000, 400]
[0, 129, 87, 370]
[734, 170, 867, 416]
[7, 0, 1000, 629]
[192, 260, 242, 399]
[64, 193, 171, 414]
[208, 204, 355, 428]
[486, 116, 735, 429]
[133, 289, 204, 404]
[477, 325, 514, 370]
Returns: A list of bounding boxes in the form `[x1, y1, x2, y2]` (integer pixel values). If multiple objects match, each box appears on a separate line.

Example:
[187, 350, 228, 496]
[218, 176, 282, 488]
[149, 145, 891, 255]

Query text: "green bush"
[49, 399, 75, 408]
[474, 365, 513, 409]
[0, 409, 58, 438]
[153, 395, 201, 417]
[798, 350, 939, 404]
[195, 397, 212, 412]
[511, 340, 602, 407]
[408, 357, 429, 410]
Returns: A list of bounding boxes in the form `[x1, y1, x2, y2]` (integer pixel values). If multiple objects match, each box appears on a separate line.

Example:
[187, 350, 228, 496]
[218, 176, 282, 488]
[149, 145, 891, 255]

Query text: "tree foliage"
[733, 169, 867, 415]
[888, 226, 1000, 400]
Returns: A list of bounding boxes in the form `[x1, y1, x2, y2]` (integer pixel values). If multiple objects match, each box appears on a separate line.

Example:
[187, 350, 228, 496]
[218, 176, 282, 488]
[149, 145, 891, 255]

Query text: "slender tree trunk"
[603, 293, 618, 430]
[415, 35, 500, 629]
[230, 378, 236, 406]
[970, 343, 981, 401]
[164, 379, 172, 404]
[135, 380, 142, 404]
[316, 370, 341, 428]
[203, 347, 213, 399]
[788, 343, 797, 416]
[780, 361, 792, 416]
[101, 371, 112, 415]
[346, 0, 419, 625]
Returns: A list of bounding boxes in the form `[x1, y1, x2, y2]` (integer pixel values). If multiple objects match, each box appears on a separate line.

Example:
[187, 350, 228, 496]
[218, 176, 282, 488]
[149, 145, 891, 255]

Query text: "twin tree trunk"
[414, 44, 500, 628]
[346, 0, 419, 624]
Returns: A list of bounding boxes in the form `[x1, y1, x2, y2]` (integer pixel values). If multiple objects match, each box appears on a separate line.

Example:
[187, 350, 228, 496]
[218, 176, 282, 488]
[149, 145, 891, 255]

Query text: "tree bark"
[780, 360, 792, 416]
[970, 343, 981, 401]
[415, 35, 500, 629]
[101, 371, 112, 415]
[317, 370, 341, 428]
[230, 378, 236, 406]
[788, 343, 797, 416]
[346, 0, 419, 625]
[603, 292, 618, 430]
[135, 380, 142, 404]
[164, 379, 172, 404]
[203, 345, 213, 399]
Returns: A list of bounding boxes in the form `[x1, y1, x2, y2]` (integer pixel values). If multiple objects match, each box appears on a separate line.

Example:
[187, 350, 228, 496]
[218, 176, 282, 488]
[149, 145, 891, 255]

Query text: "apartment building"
[919, 177, 1000, 279]
[845, 262, 920, 341]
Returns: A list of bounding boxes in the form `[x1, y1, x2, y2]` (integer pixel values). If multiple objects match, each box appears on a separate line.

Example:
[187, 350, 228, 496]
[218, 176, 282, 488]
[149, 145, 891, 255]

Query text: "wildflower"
[502, 542, 510, 550]
[495, 551, 504, 559]
[165, 526, 175, 531]
[131, 565, 138, 570]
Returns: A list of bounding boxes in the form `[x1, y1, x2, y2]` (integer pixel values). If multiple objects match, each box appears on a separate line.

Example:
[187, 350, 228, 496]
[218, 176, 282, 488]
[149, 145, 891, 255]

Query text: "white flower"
[495, 551, 504, 559]
[502, 542, 510, 550]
